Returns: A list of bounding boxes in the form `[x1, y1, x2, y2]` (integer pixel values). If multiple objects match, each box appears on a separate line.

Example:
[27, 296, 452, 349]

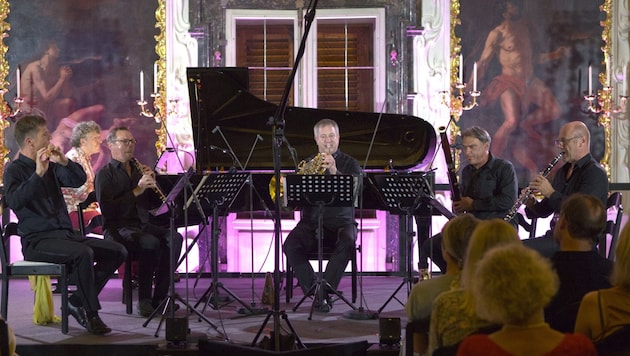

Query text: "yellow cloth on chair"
[28, 276, 61, 325]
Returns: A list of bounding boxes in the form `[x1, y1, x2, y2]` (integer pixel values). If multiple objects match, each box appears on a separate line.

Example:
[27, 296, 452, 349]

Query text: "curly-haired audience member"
[575, 222, 630, 352]
[405, 214, 480, 354]
[458, 244, 596, 355]
[428, 219, 521, 354]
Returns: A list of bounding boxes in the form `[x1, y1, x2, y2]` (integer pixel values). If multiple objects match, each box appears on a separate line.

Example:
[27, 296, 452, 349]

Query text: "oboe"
[504, 152, 563, 222]
[131, 158, 167, 202]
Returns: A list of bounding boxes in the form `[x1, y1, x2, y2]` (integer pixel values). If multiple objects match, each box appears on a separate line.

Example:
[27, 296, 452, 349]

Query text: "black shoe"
[66, 302, 87, 328]
[85, 315, 112, 335]
[313, 298, 331, 313]
[137, 299, 155, 317]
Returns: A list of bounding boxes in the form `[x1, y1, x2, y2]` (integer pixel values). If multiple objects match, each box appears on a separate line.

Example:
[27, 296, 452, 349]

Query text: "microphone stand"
[342, 97, 387, 321]
[251, 0, 319, 351]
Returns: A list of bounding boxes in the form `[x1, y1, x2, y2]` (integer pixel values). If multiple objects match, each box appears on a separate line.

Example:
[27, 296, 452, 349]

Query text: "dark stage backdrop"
[455, 0, 606, 186]
[4, 0, 160, 170]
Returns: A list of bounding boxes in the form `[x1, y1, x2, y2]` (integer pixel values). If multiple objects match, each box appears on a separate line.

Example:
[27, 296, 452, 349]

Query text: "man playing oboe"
[95, 127, 183, 317]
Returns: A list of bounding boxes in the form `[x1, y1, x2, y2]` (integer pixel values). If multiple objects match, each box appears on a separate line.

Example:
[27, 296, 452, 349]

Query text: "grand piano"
[153, 67, 438, 226]
[187, 67, 436, 173]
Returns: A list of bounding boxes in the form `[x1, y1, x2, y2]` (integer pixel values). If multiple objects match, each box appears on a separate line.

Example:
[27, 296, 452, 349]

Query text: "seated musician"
[95, 127, 184, 317]
[282, 118, 361, 313]
[4, 115, 127, 334]
[61, 120, 103, 233]
[419, 126, 518, 276]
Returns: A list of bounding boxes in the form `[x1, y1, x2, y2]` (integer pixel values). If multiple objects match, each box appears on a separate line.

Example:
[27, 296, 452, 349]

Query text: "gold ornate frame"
[0, 0, 167, 184]
[449, 0, 612, 177]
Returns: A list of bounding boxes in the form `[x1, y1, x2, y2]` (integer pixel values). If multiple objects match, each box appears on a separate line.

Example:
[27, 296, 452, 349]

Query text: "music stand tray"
[191, 172, 255, 313]
[283, 174, 355, 208]
[283, 174, 358, 319]
[368, 173, 433, 313]
[150, 168, 195, 216]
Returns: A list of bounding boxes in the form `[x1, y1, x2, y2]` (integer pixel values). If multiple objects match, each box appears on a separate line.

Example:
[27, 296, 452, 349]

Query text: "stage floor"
[5, 274, 413, 353]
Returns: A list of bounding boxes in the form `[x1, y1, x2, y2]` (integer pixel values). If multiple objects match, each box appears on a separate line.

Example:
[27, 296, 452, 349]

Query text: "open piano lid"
[186, 67, 437, 171]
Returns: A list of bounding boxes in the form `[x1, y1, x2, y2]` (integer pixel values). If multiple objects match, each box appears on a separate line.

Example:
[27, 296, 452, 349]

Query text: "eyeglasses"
[113, 139, 136, 146]
[554, 136, 582, 147]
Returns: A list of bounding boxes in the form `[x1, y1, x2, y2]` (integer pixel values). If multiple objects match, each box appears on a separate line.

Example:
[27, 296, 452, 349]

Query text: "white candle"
[459, 55, 463, 84]
[153, 62, 158, 93]
[140, 70, 144, 101]
[588, 65, 593, 95]
[16, 66, 20, 98]
[473, 62, 478, 91]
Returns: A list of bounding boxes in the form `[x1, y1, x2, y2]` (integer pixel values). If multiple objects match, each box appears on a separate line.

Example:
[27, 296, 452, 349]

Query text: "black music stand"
[283, 174, 358, 320]
[191, 172, 255, 314]
[142, 169, 220, 337]
[369, 173, 433, 313]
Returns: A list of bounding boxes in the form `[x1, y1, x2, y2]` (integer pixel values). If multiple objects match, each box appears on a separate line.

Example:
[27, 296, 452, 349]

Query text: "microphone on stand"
[211, 126, 244, 170]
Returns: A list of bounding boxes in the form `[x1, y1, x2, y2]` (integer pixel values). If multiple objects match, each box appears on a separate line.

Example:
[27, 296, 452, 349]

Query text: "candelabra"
[440, 83, 481, 119]
[583, 86, 627, 119]
[137, 92, 162, 123]
[10, 95, 24, 120]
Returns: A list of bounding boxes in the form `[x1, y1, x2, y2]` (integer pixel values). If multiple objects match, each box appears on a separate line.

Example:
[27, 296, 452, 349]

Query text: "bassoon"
[439, 124, 461, 202]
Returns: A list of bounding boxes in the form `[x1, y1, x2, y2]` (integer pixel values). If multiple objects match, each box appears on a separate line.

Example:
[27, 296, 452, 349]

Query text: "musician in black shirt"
[283, 119, 361, 312]
[95, 127, 183, 317]
[4, 115, 126, 334]
[419, 126, 518, 275]
[523, 121, 608, 258]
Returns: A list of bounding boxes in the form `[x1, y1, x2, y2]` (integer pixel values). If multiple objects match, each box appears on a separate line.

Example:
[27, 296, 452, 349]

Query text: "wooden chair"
[0, 222, 69, 334]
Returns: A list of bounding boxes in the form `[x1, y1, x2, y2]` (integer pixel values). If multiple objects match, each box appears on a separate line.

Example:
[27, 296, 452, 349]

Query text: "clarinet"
[131, 158, 167, 202]
[439, 124, 461, 201]
[504, 152, 563, 222]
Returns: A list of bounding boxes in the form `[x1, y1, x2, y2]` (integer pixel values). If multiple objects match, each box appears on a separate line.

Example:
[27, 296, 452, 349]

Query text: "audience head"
[14, 115, 48, 149]
[461, 218, 520, 290]
[553, 193, 606, 245]
[460, 219, 521, 313]
[612, 223, 630, 289]
[472, 244, 559, 326]
[441, 213, 480, 269]
[70, 120, 102, 155]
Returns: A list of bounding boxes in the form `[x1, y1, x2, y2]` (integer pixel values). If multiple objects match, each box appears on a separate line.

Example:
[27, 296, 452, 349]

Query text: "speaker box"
[166, 317, 189, 342]
[378, 317, 401, 346]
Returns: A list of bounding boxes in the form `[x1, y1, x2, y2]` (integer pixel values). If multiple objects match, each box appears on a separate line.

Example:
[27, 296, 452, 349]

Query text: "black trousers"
[105, 223, 183, 306]
[22, 230, 127, 312]
[283, 221, 356, 295]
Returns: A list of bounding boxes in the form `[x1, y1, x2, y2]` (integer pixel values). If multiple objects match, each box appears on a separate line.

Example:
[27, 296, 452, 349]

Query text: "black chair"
[77, 194, 136, 314]
[285, 245, 357, 304]
[404, 319, 429, 356]
[595, 324, 630, 355]
[0, 222, 69, 334]
[0, 317, 9, 356]
[77, 191, 103, 236]
[600, 192, 623, 260]
[516, 212, 538, 239]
